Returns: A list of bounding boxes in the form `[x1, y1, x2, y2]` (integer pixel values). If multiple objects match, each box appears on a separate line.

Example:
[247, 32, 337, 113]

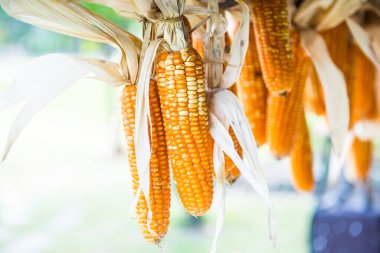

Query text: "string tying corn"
[121, 81, 171, 243]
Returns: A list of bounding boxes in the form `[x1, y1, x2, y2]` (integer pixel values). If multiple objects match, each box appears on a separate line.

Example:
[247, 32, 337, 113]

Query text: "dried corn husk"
[346, 18, 380, 69]
[0, 0, 140, 159]
[294, 0, 365, 31]
[0, 0, 174, 241]
[0, 0, 140, 82]
[205, 1, 274, 252]
[293, 1, 357, 155]
[301, 30, 349, 155]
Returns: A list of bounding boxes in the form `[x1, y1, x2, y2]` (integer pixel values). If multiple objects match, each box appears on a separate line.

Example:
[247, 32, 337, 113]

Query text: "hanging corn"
[251, 0, 295, 95]
[290, 112, 314, 192]
[267, 33, 311, 158]
[237, 21, 267, 146]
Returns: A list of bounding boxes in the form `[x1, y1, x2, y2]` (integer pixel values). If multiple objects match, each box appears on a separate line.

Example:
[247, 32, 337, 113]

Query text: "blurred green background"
[0, 3, 329, 253]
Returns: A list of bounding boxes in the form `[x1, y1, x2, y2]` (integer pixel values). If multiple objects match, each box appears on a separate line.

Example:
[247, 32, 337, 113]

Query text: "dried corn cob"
[251, 0, 294, 94]
[290, 112, 314, 192]
[121, 81, 170, 243]
[350, 45, 377, 126]
[267, 33, 311, 158]
[237, 22, 267, 146]
[156, 48, 214, 216]
[192, 33, 204, 58]
[350, 137, 373, 182]
[304, 66, 326, 116]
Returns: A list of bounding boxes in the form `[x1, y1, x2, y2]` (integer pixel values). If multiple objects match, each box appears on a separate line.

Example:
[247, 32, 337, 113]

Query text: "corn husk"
[0, 54, 123, 160]
[205, 1, 274, 252]
[294, 0, 365, 31]
[0, 0, 141, 83]
[301, 30, 349, 155]
[74, 0, 140, 18]
[0, 0, 141, 158]
[346, 18, 380, 69]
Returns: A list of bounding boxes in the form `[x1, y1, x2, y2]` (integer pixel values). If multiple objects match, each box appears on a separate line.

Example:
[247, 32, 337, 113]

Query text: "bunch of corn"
[350, 137, 373, 182]
[266, 33, 311, 158]
[251, 0, 295, 95]
[349, 45, 377, 126]
[237, 22, 267, 146]
[155, 47, 214, 216]
[121, 81, 171, 243]
[290, 112, 314, 192]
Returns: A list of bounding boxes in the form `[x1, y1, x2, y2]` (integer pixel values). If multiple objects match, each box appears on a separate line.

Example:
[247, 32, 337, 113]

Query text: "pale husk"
[294, 0, 365, 31]
[205, 1, 274, 252]
[0, 0, 141, 83]
[0, 54, 123, 160]
[301, 30, 350, 155]
[346, 18, 380, 69]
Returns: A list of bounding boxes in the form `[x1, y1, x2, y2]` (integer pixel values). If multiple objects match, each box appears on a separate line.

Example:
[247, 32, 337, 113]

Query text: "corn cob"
[266, 33, 311, 158]
[350, 45, 377, 126]
[237, 22, 267, 146]
[290, 112, 314, 192]
[121, 81, 170, 243]
[251, 0, 294, 94]
[350, 137, 373, 182]
[156, 48, 214, 216]
[304, 66, 326, 116]
[192, 33, 204, 58]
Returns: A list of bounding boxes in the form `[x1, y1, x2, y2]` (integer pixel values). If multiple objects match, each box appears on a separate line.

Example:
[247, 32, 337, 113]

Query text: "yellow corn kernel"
[121, 81, 171, 243]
